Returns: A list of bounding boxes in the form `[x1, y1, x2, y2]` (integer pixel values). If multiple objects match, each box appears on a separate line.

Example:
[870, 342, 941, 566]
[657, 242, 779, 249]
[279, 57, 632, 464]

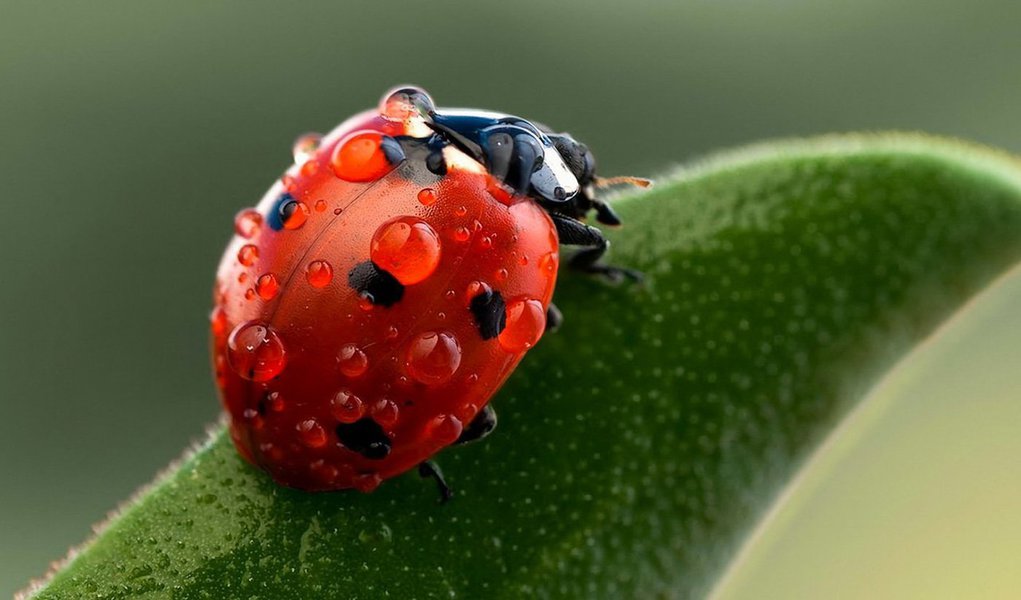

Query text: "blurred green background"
[2, 1, 1020, 596]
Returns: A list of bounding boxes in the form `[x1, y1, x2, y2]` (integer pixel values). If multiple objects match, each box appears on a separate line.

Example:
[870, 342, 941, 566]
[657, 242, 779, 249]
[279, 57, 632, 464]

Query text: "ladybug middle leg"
[549, 212, 642, 283]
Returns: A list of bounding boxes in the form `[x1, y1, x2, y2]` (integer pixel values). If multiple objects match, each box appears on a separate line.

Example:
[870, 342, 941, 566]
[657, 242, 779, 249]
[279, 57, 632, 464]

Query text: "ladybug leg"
[546, 303, 563, 332]
[592, 199, 622, 226]
[550, 213, 642, 283]
[418, 460, 454, 504]
[454, 404, 498, 445]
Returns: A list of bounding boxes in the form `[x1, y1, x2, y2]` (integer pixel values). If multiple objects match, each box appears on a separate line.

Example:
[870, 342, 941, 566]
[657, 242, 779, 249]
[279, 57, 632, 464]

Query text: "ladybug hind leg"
[416, 406, 498, 503]
[418, 461, 454, 504]
[550, 213, 642, 284]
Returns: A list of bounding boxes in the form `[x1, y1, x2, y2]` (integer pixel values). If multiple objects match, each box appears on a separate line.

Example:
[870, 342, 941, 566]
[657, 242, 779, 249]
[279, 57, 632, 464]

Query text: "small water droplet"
[417, 188, 438, 206]
[237, 244, 259, 266]
[242, 408, 264, 431]
[494, 268, 508, 282]
[405, 331, 461, 385]
[445, 289, 455, 300]
[309, 459, 338, 484]
[266, 391, 286, 412]
[498, 298, 546, 352]
[227, 321, 286, 381]
[333, 207, 343, 215]
[234, 209, 262, 239]
[209, 307, 228, 337]
[464, 280, 492, 307]
[305, 260, 333, 288]
[244, 288, 256, 301]
[479, 236, 493, 250]
[300, 159, 319, 178]
[453, 226, 470, 242]
[427, 414, 463, 445]
[256, 273, 280, 300]
[281, 174, 298, 193]
[338, 344, 369, 377]
[238, 272, 248, 283]
[330, 389, 365, 423]
[352, 472, 382, 493]
[371, 398, 400, 427]
[385, 325, 399, 339]
[331, 131, 393, 182]
[540, 252, 559, 276]
[370, 217, 442, 285]
[296, 418, 327, 448]
[292, 132, 322, 164]
[314, 199, 328, 212]
[455, 402, 479, 423]
[455, 206, 468, 217]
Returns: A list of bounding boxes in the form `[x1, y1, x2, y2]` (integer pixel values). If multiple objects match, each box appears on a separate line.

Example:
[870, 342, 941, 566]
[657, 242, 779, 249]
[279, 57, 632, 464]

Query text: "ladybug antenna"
[593, 175, 653, 189]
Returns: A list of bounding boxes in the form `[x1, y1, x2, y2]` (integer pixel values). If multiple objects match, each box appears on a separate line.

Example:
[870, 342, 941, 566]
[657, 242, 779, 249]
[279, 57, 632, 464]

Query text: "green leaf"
[25, 134, 1021, 599]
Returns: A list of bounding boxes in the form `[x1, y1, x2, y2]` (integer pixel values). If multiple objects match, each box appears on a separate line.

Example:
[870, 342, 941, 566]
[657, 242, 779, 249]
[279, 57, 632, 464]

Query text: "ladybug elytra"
[211, 86, 647, 500]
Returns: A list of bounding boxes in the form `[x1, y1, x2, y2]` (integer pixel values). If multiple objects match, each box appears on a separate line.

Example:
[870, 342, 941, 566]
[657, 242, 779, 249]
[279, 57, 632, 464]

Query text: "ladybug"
[211, 86, 648, 500]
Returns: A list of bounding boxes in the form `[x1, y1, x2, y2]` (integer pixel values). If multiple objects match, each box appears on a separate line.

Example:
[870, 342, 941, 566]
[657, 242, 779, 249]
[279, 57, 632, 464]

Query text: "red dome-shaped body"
[211, 102, 559, 491]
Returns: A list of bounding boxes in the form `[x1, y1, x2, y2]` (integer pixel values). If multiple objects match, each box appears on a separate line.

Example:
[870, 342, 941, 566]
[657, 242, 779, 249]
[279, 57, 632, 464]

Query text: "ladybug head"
[420, 108, 581, 204]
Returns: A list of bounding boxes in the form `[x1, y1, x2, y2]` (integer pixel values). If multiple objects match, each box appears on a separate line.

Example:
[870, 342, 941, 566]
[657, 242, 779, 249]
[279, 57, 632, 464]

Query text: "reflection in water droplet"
[370, 217, 442, 285]
[405, 331, 461, 385]
[296, 418, 327, 448]
[227, 321, 286, 381]
[331, 131, 393, 182]
[330, 389, 364, 423]
[305, 260, 334, 288]
[338, 344, 369, 377]
[498, 298, 546, 352]
[292, 133, 322, 164]
[256, 273, 280, 300]
[234, 209, 262, 239]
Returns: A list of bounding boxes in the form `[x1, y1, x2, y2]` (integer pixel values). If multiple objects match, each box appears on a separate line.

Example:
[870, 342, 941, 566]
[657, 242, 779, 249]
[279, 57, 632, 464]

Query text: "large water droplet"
[405, 331, 461, 385]
[378, 86, 434, 122]
[227, 321, 286, 381]
[292, 133, 322, 164]
[338, 344, 369, 377]
[370, 217, 442, 285]
[234, 209, 262, 239]
[331, 131, 393, 182]
[305, 259, 333, 288]
[498, 298, 546, 352]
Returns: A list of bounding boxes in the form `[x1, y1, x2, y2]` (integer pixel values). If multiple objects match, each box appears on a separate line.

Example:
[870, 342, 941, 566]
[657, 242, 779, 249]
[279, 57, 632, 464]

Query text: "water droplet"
[464, 280, 492, 307]
[292, 132, 322, 164]
[352, 472, 382, 493]
[256, 273, 280, 300]
[519, 254, 529, 266]
[494, 268, 508, 282]
[209, 306, 228, 337]
[371, 398, 400, 427]
[379, 86, 434, 122]
[539, 252, 559, 276]
[445, 289, 456, 300]
[338, 344, 369, 377]
[436, 311, 446, 320]
[455, 402, 479, 423]
[314, 199, 328, 212]
[385, 325, 399, 339]
[467, 373, 479, 384]
[300, 160, 319, 178]
[309, 459, 338, 484]
[242, 408, 264, 430]
[234, 209, 262, 239]
[266, 391, 286, 412]
[453, 226, 470, 242]
[296, 418, 327, 448]
[330, 130, 393, 182]
[454, 206, 468, 217]
[417, 188, 438, 206]
[498, 298, 546, 352]
[277, 198, 310, 230]
[238, 272, 248, 284]
[333, 207, 343, 215]
[427, 414, 463, 445]
[237, 244, 259, 266]
[244, 288, 256, 301]
[479, 236, 493, 250]
[330, 389, 365, 423]
[281, 174, 298, 193]
[370, 217, 442, 285]
[405, 331, 461, 385]
[227, 321, 286, 382]
[305, 260, 333, 288]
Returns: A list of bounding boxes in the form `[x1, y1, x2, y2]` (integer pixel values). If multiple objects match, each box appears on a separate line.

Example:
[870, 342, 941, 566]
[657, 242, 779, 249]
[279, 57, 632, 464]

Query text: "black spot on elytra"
[336, 418, 391, 460]
[469, 288, 507, 340]
[348, 261, 404, 307]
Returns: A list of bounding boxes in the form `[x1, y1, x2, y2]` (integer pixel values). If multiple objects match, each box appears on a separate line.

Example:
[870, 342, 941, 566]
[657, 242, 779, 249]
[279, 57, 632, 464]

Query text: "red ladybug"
[211, 86, 647, 499]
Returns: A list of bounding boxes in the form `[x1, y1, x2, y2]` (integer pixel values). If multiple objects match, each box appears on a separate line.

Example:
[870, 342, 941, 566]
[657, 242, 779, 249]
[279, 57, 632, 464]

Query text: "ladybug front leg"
[549, 213, 642, 283]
